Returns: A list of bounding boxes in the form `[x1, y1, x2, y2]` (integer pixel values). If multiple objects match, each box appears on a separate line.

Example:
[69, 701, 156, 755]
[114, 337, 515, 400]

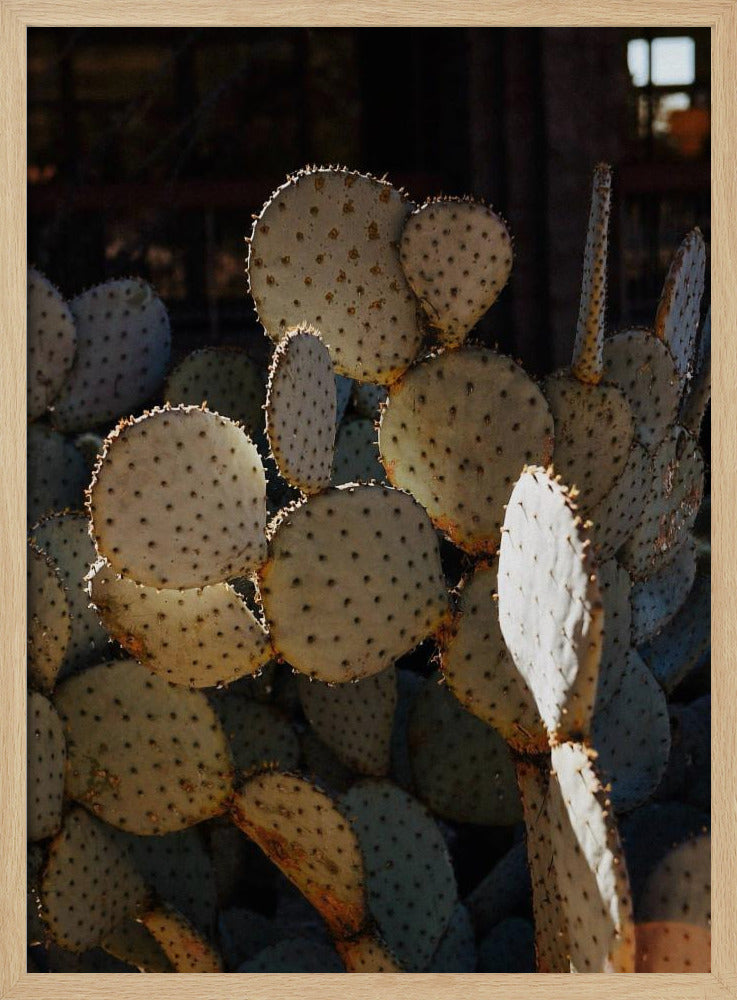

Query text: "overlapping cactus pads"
[26, 162, 710, 974]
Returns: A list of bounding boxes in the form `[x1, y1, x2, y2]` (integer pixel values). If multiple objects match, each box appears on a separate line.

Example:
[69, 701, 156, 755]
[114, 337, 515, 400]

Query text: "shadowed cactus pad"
[209, 693, 300, 778]
[27, 690, 67, 841]
[27, 542, 71, 693]
[655, 228, 706, 384]
[51, 278, 171, 432]
[87, 561, 270, 688]
[164, 347, 265, 434]
[399, 197, 513, 348]
[639, 573, 709, 693]
[498, 467, 603, 740]
[248, 166, 423, 383]
[586, 441, 651, 560]
[89, 405, 267, 589]
[379, 347, 554, 554]
[259, 484, 450, 682]
[55, 659, 234, 834]
[265, 326, 337, 494]
[332, 418, 385, 485]
[27, 424, 88, 525]
[140, 904, 223, 972]
[630, 536, 696, 645]
[27, 268, 77, 420]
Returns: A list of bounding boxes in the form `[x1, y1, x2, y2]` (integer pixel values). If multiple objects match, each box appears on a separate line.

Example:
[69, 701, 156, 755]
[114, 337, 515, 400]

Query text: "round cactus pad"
[379, 347, 554, 554]
[586, 441, 652, 561]
[340, 780, 457, 971]
[51, 278, 171, 432]
[164, 347, 265, 434]
[209, 693, 299, 777]
[332, 418, 385, 485]
[55, 658, 234, 834]
[27, 424, 88, 525]
[140, 904, 223, 971]
[399, 197, 513, 347]
[336, 932, 403, 973]
[298, 666, 396, 776]
[259, 484, 450, 682]
[639, 573, 709, 694]
[265, 326, 337, 494]
[231, 770, 366, 940]
[27, 690, 67, 841]
[595, 558, 633, 711]
[89, 405, 267, 589]
[630, 536, 696, 645]
[655, 228, 706, 384]
[87, 561, 270, 688]
[248, 166, 423, 383]
[27, 268, 77, 420]
[603, 328, 680, 449]
[498, 468, 603, 740]
[27, 542, 70, 693]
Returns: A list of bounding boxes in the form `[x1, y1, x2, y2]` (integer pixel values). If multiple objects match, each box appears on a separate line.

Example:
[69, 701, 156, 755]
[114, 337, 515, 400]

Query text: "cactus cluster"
[27, 162, 709, 974]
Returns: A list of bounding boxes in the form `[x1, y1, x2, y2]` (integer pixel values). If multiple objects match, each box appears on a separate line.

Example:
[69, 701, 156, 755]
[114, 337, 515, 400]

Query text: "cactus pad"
[231, 770, 366, 939]
[630, 536, 696, 645]
[140, 903, 223, 971]
[655, 229, 706, 383]
[379, 347, 554, 554]
[340, 779, 457, 970]
[407, 676, 521, 825]
[639, 573, 709, 693]
[164, 347, 265, 434]
[27, 268, 77, 420]
[100, 918, 173, 973]
[27, 690, 66, 841]
[544, 372, 634, 508]
[51, 278, 171, 431]
[87, 561, 270, 687]
[239, 938, 343, 972]
[89, 405, 267, 589]
[596, 558, 633, 711]
[28, 424, 88, 525]
[335, 932, 403, 972]
[248, 166, 423, 384]
[592, 648, 671, 811]
[399, 197, 513, 347]
[440, 560, 546, 753]
[352, 381, 388, 418]
[680, 306, 711, 437]
[209, 693, 299, 778]
[619, 426, 704, 579]
[571, 163, 611, 385]
[259, 484, 450, 682]
[27, 542, 70, 693]
[31, 512, 109, 677]
[265, 326, 337, 494]
[298, 666, 396, 776]
[498, 467, 603, 740]
[586, 441, 652, 560]
[426, 903, 477, 972]
[55, 658, 233, 834]
[602, 328, 680, 449]
[332, 417, 385, 485]
[40, 806, 150, 952]
[478, 918, 536, 973]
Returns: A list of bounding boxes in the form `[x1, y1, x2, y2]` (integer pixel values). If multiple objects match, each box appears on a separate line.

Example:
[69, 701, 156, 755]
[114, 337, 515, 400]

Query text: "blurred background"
[28, 27, 710, 375]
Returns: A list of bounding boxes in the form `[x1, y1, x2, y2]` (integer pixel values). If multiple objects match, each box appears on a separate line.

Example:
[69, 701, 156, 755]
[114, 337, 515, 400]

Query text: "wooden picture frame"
[2, 3, 734, 997]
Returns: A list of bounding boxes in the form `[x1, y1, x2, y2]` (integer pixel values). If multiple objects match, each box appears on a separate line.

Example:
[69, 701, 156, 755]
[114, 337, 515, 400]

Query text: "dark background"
[28, 27, 710, 376]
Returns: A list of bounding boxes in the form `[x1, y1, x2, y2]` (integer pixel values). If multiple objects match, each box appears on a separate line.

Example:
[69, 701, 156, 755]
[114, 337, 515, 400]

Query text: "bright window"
[651, 36, 696, 86]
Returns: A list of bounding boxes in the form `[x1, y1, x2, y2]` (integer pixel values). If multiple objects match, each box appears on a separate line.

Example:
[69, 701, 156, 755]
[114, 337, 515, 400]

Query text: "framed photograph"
[2, 2, 735, 998]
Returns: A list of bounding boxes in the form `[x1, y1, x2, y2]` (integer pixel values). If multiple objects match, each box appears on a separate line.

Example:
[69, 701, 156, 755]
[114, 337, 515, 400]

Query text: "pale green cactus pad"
[248, 166, 423, 384]
[27, 267, 77, 421]
[398, 197, 513, 348]
[51, 278, 171, 432]
[351, 381, 388, 418]
[407, 676, 521, 825]
[40, 806, 150, 952]
[31, 512, 109, 677]
[602, 328, 680, 449]
[595, 558, 633, 712]
[87, 560, 270, 688]
[619, 426, 704, 579]
[655, 228, 706, 384]
[298, 666, 396, 776]
[335, 931, 404, 972]
[164, 346, 265, 435]
[571, 163, 611, 385]
[586, 441, 652, 560]
[140, 903, 223, 971]
[55, 658, 234, 834]
[100, 918, 173, 973]
[340, 779, 457, 971]
[592, 648, 671, 811]
[89, 405, 267, 589]
[259, 484, 450, 682]
[630, 536, 696, 645]
[379, 347, 554, 555]
[27, 542, 71, 693]
[548, 742, 636, 971]
[27, 424, 89, 525]
[209, 692, 299, 778]
[27, 690, 66, 841]
[331, 417, 385, 485]
[440, 559, 547, 754]
[497, 467, 603, 740]
[639, 573, 709, 693]
[544, 372, 634, 508]
[239, 938, 344, 972]
[231, 770, 366, 940]
[265, 326, 337, 494]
